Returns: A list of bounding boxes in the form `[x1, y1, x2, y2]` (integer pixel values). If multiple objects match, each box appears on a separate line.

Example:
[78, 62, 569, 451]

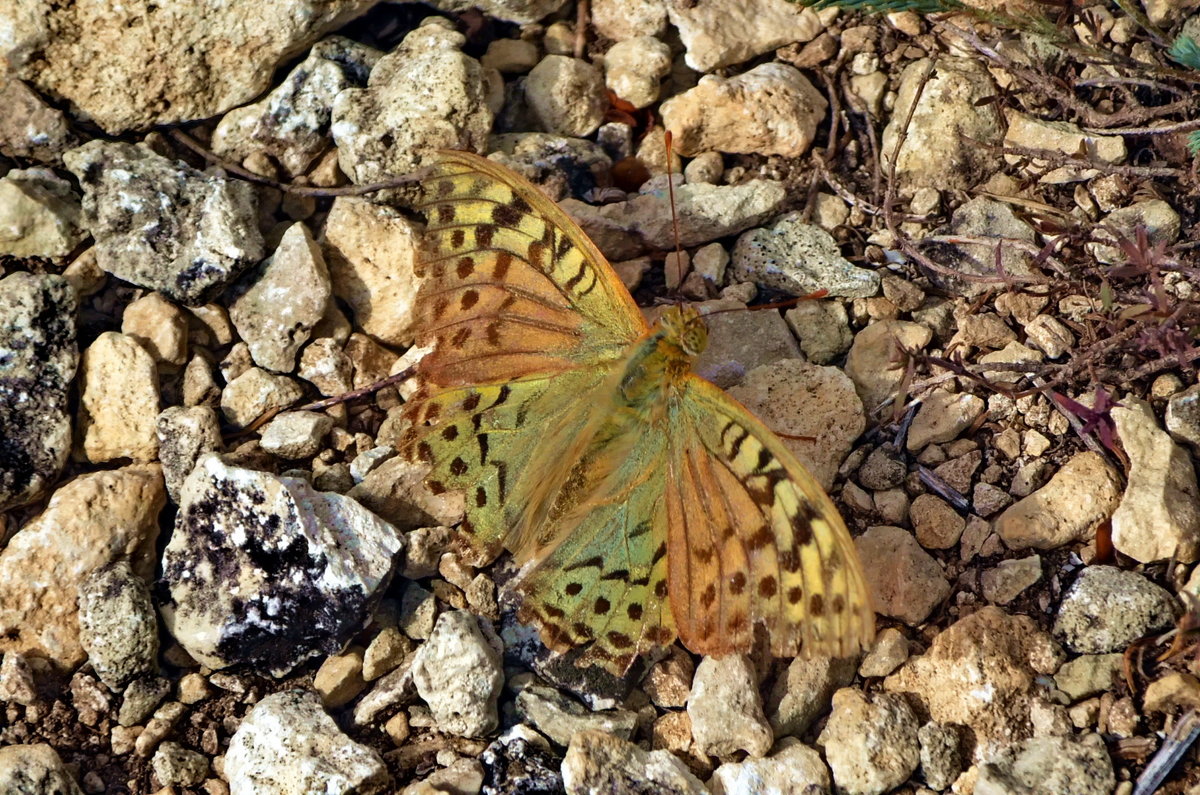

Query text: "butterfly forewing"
[667, 376, 875, 659]
[413, 151, 646, 389]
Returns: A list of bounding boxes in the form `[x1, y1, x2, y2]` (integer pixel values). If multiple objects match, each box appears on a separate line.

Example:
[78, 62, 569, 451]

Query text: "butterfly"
[399, 150, 874, 673]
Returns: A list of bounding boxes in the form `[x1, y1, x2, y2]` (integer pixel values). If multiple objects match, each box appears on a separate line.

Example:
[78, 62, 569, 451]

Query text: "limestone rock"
[561, 730, 707, 795]
[731, 211, 879, 297]
[525, 56, 607, 137]
[77, 332, 160, 463]
[515, 684, 637, 746]
[0, 272, 77, 510]
[662, 64, 828, 158]
[1004, 111, 1126, 183]
[604, 37, 671, 109]
[817, 688, 920, 795]
[766, 655, 858, 737]
[975, 734, 1114, 795]
[855, 526, 950, 625]
[1053, 566, 1177, 654]
[0, 744, 84, 795]
[993, 452, 1122, 550]
[322, 197, 422, 347]
[1110, 397, 1200, 563]
[923, 197, 1040, 298]
[160, 455, 403, 676]
[156, 406, 223, 503]
[212, 37, 380, 178]
[229, 223, 331, 373]
[844, 320, 932, 413]
[260, 411, 335, 460]
[63, 141, 263, 305]
[882, 58, 1003, 190]
[785, 300, 853, 365]
[668, 0, 825, 72]
[689, 655, 773, 757]
[687, 300, 802, 389]
[0, 167, 85, 257]
[332, 20, 494, 187]
[7, 0, 376, 133]
[121, 293, 188, 367]
[562, 179, 786, 261]
[884, 607, 1065, 754]
[906, 390, 986, 451]
[219, 367, 305, 429]
[0, 465, 164, 669]
[710, 737, 831, 794]
[411, 610, 504, 737]
[0, 74, 78, 163]
[226, 689, 390, 794]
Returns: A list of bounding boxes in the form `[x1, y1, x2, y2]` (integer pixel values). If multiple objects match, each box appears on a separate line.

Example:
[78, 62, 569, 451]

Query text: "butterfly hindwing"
[512, 411, 677, 671]
[666, 376, 875, 659]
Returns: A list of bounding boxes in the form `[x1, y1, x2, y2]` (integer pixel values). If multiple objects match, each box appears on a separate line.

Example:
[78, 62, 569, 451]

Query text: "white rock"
[525, 55, 607, 137]
[844, 320, 933, 413]
[229, 223, 332, 373]
[156, 406, 223, 503]
[1087, 199, 1181, 265]
[0, 744, 84, 794]
[332, 20, 493, 186]
[78, 561, 159, 690]
[226, 689, 390, 794]
[785, 300, 853, 365]
[975, 733, 1114, 795]
[411, 610, 504, 737]
[663, 64, 828, 158]
[710, 737, 831, 794]
[689, 655, 773, 757]
[668, 0, 825, 71]
[1110, 397, 1200, 562]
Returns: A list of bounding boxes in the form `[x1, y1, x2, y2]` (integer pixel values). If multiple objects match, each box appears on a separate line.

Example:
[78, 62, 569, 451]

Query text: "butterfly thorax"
[618, 305, 707, 411]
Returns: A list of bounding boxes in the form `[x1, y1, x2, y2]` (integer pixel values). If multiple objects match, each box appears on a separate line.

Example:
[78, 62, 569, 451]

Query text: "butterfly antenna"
[665, 131, 683, 259]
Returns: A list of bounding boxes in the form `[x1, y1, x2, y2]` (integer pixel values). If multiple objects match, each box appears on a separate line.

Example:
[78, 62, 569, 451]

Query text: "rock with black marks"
[62, 141, 263, 305]
[480, 726, 564, 794]
[0, 272, 77, 511]
[160, 454, 403, 676]
[226, 689, 390, 794]
[710, 737, 831, 794]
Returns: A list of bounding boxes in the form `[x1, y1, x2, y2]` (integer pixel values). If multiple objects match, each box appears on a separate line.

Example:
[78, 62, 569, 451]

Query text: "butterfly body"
[401, 150, 874, 673]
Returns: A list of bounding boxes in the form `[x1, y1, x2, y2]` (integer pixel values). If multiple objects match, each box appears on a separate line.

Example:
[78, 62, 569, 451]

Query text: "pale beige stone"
[77, 332, 160, 463]
[122, 293, 188, 366]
